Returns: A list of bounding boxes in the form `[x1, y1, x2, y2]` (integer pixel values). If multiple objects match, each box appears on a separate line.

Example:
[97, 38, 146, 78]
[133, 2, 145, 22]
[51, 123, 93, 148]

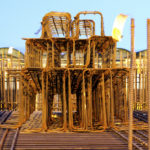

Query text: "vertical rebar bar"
[112, 42, 116, 68]
[15, 77, 18, 109]
[73, 40, 76, 66]
[19, 76, 23, 125]
[134, 66, 137, 110]
[88, 75, 92, 128]
[120, 50, 123, 67]
[93, 41, 95, 68]
[82, 71, 87, 129]
[63, 72, 67, 130]
[52, 41, 55, 68]
[102, 72, 107, 128]
[67, 41, 70, 66]
[128, 18, 135, 150]
[68, 70, 73, 130]
[124, 76, 128, 122]
[139, 52, 142, 106]
[147, 18, 150, 150]
[4, 70, 6, 109]
[110, 71, 114, 126]
[42, 71, 48, 130]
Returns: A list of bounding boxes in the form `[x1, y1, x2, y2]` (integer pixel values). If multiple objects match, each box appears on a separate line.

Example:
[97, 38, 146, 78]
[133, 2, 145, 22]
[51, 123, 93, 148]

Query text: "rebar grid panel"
[4, 70, 21, 110]
[112, 69, 129, 121]
[23, 36, 116, 69]
[71, 20, 95, 38]
[19, 70, 37, 125]
[24, 67, 129, 131]
[0, 48, 24, 110]
[74, 11, 104, 36]
[25, 40, 42, 68]
[41, 12, 71, 38]
[134, 50, 147, 111]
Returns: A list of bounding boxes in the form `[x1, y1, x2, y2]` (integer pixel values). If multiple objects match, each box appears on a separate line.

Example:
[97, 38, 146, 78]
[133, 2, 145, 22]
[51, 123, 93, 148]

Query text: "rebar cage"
[0, 11, 134, 132]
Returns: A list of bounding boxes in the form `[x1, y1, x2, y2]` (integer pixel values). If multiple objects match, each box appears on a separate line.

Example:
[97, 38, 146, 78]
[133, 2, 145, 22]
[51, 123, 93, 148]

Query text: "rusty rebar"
[147, 18, 150, 150]
[128, 18, 135, 150]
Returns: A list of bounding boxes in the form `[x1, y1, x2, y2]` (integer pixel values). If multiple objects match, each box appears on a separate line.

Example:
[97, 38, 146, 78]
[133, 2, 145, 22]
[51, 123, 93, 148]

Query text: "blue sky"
[0, 0, 150, 53]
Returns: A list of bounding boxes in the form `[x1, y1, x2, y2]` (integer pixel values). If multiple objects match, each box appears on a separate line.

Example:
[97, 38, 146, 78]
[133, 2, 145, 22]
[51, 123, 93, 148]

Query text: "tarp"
[112, 14, 128, 41]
